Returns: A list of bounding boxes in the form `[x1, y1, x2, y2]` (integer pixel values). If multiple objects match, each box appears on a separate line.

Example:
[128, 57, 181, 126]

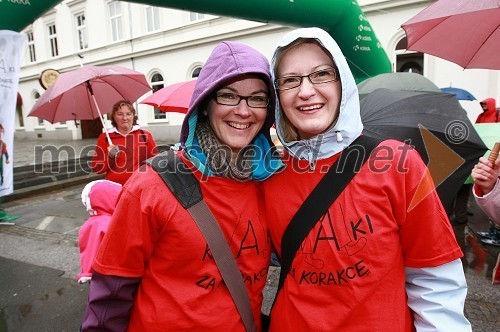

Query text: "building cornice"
[65, 0, 87, 6]
[361, 0, 433, 13]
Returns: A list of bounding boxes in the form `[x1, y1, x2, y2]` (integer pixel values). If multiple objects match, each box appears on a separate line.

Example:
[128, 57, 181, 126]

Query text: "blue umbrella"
[440, 87, 476, 101]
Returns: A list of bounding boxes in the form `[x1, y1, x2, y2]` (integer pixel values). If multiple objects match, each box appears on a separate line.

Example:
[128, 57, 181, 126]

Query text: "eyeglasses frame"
[214, 92, 270, 108]
[274, 67, 340, 91]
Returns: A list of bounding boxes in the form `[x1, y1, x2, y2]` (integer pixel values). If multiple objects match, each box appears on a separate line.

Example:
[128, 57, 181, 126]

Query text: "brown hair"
[110, 100, 138, 128]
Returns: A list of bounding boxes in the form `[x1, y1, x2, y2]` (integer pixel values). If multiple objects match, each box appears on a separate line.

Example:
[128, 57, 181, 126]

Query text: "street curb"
[4, 173, 104, 203]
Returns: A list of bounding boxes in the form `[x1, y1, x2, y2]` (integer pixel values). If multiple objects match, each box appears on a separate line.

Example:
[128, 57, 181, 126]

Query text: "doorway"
[80, 118, 103, 139]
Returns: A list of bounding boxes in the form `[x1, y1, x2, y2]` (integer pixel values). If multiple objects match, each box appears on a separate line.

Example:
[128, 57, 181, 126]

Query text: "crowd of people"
[23, 27, 493, 331]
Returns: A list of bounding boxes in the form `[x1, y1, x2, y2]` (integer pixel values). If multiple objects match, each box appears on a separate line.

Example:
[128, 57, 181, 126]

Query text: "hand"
[471, 157, 500, 195]
[107, 145, 120, 158]
[5, 159, 9, 164]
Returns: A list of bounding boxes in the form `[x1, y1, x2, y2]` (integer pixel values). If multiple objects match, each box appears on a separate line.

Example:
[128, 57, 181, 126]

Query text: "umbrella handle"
[488, 142, 500, 164]
[90, 93, 112, 145]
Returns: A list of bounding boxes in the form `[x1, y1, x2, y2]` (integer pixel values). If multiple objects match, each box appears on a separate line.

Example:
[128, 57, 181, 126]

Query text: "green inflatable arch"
[0, 0, 391, 82]
[129, 0, 392, 83]
[0, 0, 61, 32]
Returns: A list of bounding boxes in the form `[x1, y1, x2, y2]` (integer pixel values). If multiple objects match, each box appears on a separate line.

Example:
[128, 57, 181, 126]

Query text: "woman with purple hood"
[82, 41, 282, 331]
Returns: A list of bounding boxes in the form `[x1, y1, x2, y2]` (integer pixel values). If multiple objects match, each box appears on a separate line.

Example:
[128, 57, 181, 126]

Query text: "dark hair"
[110, 100, 138, 128]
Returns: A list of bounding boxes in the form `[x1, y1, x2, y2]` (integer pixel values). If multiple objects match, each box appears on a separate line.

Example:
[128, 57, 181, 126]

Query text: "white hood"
[271, 27, 363, 165]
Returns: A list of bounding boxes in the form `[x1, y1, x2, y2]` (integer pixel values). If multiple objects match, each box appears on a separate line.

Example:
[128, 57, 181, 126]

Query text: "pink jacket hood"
[81, 180, 122, 216]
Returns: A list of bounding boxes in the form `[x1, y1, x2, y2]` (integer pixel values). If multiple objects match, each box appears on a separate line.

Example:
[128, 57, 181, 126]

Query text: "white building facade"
[16, 0, 499, 142]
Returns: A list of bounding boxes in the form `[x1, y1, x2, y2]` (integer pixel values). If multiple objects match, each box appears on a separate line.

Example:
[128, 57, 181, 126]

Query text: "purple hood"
[179, 41, 275, 146]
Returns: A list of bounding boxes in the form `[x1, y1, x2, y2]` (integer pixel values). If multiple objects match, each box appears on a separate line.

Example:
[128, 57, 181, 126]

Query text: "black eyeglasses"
[274, 68, 339, 91]
[215, 92, 269, 108]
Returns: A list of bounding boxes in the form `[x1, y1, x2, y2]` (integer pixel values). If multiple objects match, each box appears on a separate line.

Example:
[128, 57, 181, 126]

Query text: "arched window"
[33, 91, 44, 126]
[395, 37, 424, 74]
[191, 67, 202, 78]
[151, 72, 166, 120]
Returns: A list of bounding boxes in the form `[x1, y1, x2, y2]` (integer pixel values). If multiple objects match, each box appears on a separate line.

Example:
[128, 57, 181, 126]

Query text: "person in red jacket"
[476, 98, 499, 123]
[91, 100, 158, 185]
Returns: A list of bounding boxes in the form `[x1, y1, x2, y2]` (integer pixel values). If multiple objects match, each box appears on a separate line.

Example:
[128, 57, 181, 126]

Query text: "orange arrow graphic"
[409, 124, 464, 211]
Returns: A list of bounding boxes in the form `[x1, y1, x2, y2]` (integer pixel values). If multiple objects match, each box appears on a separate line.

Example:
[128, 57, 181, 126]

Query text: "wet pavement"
[0, 138, 499, 331]
[452, 201, 500, 332]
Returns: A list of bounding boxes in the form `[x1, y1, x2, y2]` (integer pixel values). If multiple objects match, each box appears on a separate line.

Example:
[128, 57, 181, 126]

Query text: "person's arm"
[397, 146, 469, 331]
[472, 178, 500, 224]
[81, 271, 140, 331]
[471, 157, 500, 224]
[83, 171, 159, 331]
[472, 157, 499, 195]
[78, 219, 109, 283]
[405, 259, 471, 332]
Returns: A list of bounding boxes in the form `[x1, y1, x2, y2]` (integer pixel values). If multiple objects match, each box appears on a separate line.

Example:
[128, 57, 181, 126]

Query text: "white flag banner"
[0, 31, 26, 196]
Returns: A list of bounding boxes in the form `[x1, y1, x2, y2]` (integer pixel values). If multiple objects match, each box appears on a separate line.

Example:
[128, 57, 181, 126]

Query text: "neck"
[195, 121, 252, 181]
[117, 127, 131, 135]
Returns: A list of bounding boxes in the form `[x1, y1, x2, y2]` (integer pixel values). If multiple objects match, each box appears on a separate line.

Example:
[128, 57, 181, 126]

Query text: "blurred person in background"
[91, 100, 158, 185]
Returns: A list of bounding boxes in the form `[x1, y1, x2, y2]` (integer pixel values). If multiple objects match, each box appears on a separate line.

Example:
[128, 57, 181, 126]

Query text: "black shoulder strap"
[145, 151, 256, 332]
[277, 135, 382, 293]
[146, 151, 202, 208]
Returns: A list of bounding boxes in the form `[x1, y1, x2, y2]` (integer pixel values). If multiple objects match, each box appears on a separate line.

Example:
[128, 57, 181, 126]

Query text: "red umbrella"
[29, 65, 151, 144]
[140, 79, 196, 114]
[401, 0, 500, 69]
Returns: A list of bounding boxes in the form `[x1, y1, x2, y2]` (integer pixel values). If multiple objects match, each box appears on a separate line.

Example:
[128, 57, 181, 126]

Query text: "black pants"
[451, 183, 473, 224]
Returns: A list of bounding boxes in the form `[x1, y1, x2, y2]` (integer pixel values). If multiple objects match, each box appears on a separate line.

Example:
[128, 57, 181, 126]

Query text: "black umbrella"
[360, 88, 488, 213]
[357, 72, 441, 100]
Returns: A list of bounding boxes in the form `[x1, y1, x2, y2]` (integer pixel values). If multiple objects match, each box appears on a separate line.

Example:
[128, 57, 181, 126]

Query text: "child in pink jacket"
[472, 157, 500, 226]
[472, 156, 500, 284]
[77, 180, 122, 283]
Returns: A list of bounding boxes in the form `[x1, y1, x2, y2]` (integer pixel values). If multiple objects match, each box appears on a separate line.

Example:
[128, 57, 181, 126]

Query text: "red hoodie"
[476, 98, 499, 123]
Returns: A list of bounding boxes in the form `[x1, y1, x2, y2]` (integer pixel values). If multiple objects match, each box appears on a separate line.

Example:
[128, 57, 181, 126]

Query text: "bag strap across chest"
[145, 150, 256, 332]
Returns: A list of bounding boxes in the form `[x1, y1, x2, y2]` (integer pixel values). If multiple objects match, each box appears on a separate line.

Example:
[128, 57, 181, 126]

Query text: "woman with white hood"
[262, 27, 471, 331]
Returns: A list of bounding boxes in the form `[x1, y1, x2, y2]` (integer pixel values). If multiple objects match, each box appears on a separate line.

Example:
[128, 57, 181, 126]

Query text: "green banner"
[0, 0, 62, 32]
[130, 0, 392, 82]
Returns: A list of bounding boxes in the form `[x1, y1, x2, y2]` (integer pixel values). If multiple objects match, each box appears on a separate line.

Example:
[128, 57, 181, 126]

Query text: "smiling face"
[206, 75, 269, 156]
[276, 41, 342, 140]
